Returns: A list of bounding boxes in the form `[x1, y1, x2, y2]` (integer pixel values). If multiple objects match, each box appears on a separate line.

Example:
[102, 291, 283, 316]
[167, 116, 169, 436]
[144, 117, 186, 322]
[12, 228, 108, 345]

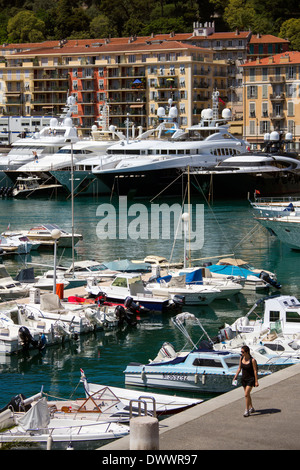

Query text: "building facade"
[0, 36, 228, 134]
[242, 51, 300, 151]
[0, 24, 293, 140]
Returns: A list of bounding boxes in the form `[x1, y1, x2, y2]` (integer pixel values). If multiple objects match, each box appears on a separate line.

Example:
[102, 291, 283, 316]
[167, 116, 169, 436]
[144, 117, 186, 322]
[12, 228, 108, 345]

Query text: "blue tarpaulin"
[179, 269, 203, 284]
[156, 269, 204, 285]
[206, 264, 259, 278]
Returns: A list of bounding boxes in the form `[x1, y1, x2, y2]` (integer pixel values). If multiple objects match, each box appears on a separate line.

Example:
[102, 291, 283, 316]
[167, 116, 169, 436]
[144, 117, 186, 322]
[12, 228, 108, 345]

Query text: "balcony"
[270, 93, 285, 101]
[269, 75, 285, 83]
[270, 112, 285, 120]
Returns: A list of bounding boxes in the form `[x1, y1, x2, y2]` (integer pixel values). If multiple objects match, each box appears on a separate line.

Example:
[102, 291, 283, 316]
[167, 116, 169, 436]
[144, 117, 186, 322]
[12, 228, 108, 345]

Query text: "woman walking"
[233, 345, 259, 417]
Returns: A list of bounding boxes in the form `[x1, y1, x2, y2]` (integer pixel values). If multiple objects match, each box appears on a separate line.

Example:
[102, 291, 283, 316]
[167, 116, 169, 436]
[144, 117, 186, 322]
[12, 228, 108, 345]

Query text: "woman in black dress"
[233, 345, 259, 417]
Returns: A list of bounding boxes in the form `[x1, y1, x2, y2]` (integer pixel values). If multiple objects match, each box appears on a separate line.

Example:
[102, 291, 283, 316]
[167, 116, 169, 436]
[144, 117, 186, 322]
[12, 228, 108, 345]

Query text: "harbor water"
[0, 194, 300, 406]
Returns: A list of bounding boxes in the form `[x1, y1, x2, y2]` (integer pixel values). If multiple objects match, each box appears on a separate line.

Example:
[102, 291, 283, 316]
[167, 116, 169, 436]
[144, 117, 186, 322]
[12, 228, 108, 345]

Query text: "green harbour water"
[0, 194, 299, 405]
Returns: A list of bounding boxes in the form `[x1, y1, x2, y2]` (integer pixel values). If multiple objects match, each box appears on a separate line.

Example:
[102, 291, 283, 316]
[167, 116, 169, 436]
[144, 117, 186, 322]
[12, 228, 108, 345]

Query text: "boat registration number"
[162, 373, 188, 382]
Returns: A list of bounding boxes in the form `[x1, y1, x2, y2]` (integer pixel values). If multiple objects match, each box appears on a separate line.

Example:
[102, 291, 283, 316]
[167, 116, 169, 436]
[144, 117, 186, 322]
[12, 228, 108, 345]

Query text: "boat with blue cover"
[124, 313, 271, 393]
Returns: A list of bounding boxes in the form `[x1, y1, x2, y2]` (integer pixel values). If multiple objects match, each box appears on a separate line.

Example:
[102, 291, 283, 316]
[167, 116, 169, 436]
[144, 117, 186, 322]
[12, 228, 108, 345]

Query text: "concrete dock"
[101, 363, 300, 450]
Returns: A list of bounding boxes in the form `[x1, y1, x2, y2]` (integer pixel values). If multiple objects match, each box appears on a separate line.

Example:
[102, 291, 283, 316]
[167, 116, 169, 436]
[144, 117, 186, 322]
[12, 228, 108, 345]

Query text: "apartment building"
[242, 51, 300, 151]
[0, 24, 291, 137]
[0, 37, 228, 133]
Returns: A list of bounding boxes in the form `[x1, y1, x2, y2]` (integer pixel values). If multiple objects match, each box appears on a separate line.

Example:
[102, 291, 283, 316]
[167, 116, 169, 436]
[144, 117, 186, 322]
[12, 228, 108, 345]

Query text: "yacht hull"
[94, 168, 300, 199]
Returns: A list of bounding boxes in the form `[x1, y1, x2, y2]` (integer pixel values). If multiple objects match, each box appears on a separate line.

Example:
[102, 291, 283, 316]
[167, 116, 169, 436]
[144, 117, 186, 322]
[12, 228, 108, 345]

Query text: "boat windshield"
[88, 264, 109, 272]
[224, 356, 241, 368]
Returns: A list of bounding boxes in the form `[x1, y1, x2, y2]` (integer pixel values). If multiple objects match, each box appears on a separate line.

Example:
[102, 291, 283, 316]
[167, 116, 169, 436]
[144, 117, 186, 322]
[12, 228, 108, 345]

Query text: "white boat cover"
[40, 294, 65, 313]
[17, 397, 50, 431]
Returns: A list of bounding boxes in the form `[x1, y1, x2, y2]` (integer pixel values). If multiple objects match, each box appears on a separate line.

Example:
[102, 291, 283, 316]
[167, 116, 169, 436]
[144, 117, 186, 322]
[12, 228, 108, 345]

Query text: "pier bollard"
[130, 416, 159, 450]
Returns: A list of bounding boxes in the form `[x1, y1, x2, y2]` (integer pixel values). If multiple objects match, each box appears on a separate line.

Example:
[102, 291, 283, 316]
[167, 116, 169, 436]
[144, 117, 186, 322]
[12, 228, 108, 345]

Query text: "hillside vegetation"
[0, 0, 299, 49]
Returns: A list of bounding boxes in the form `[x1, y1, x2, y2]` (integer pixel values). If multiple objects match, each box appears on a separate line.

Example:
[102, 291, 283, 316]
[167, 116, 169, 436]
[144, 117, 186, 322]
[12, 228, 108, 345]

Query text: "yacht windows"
[269, 310, 280, 322]
[192, 358, 222, 367]
[286, 311, 300, 323]
[224, 356, 241, 368]
[111, 277, 127, 287]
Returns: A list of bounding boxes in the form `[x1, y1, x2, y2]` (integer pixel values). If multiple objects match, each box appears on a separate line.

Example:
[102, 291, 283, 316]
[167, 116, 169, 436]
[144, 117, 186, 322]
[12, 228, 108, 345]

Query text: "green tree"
[279, 18, 300, 50]
[54, 0, 90, 38]
[223, 0, 257, 31]
[90, 14, 118, 38]
[7, 10, 45, 42]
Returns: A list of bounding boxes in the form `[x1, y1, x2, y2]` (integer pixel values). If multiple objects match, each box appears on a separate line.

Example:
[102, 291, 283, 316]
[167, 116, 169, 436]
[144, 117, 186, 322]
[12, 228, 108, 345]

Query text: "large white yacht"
[1, 96, 79, 184]
[188, 131, 300, 199]
[50, 102, 184, 196]
[91, 92, 249, 198]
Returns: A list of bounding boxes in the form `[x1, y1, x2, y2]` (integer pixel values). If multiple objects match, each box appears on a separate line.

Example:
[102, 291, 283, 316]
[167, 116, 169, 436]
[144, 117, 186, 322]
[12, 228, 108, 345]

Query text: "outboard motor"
[0, 393, 31, 413]
[124, 296, 143, 315]
[259, 271, 281, 289]
[115, 304, 137, 327]
[18, 326, 38, 350]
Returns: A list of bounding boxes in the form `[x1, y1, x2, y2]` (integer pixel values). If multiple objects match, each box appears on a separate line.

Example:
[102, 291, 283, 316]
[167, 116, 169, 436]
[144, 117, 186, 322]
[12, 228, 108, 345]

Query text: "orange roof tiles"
[12, 39, 209, 56]
[243, 51, 300, 66]
[249, 34, 289, 44]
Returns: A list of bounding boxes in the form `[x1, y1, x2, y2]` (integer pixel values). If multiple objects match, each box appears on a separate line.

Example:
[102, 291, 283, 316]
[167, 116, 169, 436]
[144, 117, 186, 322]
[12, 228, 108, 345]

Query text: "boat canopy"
[157, 269, 204, 285]
[207, 264, 259, 278]
[103, 259, 151, 272]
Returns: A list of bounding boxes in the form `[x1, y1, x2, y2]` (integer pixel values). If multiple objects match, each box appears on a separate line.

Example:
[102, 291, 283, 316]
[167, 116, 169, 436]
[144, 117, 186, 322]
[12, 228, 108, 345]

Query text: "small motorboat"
[124, 312, 271, 393]
[0, 264, 30, 300]
[0, 235, 33, 255]
[11, 176, 62, 198]
[2, 224, 82, 248]
[0, 396, 129, 450]
[146, 268, 242, 304]
[204, 257, 281, 291]
[0, 304, 73, 354]
[218, 294, 300, 340]
[0, 311, 46, 355]
[86, 273, 184, 312]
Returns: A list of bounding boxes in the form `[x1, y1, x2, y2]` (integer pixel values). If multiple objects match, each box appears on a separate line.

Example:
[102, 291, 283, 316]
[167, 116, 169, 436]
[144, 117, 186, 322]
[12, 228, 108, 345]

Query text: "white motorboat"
[11, 176, 62, 198]
[0, 396, 129, 450]
[204, 257, 281, 291]
[80, 369, 203, 416]
[146, 274, 222, 305]
[22, 292, 104, 336]
[159, 267, 244, 300]
[13, 125, 127, 174]
[86, 273, 184, 312]
[213, 335, 300, 371]
[2, 224, 83, 248]
[255, 213, 300, 250]
[218, 294, 300, 341]
[250, 196, 300, 218]
[0, 311, 45, 355]
[0, 264, 30, 299]
[56, 259, 119, 282]
[0, 235, 33, 255]
[0, 305, 71, 354]
[124, 312, 271, 393]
